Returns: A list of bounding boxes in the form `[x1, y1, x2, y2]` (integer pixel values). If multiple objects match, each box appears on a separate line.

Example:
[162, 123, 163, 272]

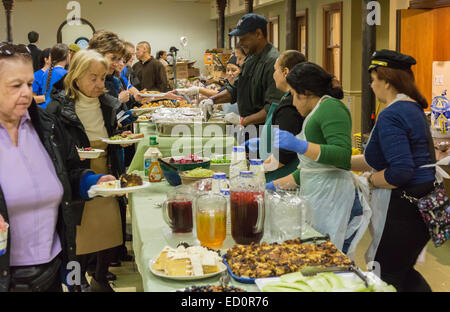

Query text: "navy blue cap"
[369, 49, 416, 72]
[229, 13, 268, 37]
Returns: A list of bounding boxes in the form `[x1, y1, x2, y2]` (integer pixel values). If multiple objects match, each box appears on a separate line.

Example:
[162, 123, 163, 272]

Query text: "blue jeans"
[342, 189, 363, 254]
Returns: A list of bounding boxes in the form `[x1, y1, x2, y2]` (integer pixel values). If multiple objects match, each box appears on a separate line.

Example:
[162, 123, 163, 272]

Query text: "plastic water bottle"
[230, 146, 247, 180]
[250, 159, 265, 189]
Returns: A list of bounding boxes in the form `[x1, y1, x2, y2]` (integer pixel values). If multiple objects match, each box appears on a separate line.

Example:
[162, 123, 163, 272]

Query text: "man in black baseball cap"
[201, 13, 284, 128]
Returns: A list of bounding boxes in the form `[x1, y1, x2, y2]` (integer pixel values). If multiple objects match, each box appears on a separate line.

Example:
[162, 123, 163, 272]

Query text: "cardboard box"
[188, 67, 200, 78]
[166, 63, 189, 80]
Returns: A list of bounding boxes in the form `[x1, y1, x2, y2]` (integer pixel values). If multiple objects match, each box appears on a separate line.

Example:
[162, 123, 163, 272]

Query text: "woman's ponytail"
[287, 62, 344, 99]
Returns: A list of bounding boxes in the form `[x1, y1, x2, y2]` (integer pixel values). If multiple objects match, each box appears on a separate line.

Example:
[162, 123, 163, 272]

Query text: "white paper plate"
[90, 181, 151, 196]
[77, 149, 104, 159]
[149, 259, 227, 281]
[139, 92, 167, 98]
[101, 138, 144, 145]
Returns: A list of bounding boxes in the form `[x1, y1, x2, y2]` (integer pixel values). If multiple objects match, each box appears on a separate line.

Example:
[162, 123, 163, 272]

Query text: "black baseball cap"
[369, 49, 416, 72]
[229, 13, 268, 37]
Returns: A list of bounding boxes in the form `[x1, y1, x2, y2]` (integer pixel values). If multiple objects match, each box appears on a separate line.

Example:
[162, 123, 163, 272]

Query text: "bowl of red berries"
[161, 154, 211, 172]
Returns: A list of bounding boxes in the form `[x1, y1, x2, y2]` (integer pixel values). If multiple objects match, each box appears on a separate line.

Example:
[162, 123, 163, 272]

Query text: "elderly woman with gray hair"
[0, 42, 115, 292]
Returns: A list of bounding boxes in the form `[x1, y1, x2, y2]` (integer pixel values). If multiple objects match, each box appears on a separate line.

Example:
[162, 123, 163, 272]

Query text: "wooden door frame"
[296, 9, 309, 59]
[323, 1, 343, 81]
[268, 15, 280, 50]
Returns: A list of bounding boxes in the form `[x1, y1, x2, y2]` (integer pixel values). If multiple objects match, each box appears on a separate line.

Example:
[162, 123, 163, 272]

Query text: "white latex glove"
[199, 98, 215, 116]
[224, 112, 241, 125]
[118, 91, 130, 103]
[176, 86, 200, 96]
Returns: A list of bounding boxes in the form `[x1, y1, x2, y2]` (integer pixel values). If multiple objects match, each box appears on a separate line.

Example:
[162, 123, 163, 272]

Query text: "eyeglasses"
[0, 43, 31, 57]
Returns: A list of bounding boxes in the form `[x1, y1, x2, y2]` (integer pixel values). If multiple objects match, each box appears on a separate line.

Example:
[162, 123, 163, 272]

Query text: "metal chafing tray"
[156, 120, 231, 137]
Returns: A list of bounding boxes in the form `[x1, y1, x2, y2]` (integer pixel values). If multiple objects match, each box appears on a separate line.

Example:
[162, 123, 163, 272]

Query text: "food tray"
[156, 121, 230, 137]
[222, 256, 256, 284]
[149, 259, 227, 281]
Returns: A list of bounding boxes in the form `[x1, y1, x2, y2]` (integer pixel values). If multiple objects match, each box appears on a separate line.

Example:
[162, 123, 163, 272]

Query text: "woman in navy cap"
[352, 50, 435, 292]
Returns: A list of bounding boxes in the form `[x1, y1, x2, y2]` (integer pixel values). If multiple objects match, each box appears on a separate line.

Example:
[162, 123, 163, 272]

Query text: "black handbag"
[401, 113, 450, 247]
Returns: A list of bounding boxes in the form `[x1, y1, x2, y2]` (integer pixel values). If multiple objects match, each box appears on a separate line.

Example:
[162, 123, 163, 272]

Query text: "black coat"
[48, 90, 128, 222]
[0, 102, 90, 292]
[28, 44, 42, 72]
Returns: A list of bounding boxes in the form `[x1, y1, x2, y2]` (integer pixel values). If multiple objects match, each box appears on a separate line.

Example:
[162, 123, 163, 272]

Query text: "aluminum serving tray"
[156, 120, 231, 137]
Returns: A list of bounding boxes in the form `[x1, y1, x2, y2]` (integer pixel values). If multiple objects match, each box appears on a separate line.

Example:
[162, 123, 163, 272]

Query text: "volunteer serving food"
[0, 43, 115, 292]
[267, 62, 357, 252]
[201, 13, 284, 127]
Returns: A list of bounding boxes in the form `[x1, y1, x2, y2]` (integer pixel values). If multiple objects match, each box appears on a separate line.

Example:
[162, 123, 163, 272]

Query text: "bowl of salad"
[180, 168, 215, 185]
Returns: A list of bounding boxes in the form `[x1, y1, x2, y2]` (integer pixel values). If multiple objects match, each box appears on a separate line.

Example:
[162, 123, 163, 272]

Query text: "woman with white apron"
[351, 50, 435, 292]
[268, 62, 364, 252]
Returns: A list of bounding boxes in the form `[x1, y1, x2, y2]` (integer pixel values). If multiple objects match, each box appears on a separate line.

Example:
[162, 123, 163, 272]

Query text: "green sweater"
[292, 97, 352, 185]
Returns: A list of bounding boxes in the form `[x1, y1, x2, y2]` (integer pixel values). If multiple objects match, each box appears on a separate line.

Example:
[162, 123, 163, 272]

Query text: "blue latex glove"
[266, 181, 276, 191]
[242, 138, 260, 152]
[273, 128, 309, 155]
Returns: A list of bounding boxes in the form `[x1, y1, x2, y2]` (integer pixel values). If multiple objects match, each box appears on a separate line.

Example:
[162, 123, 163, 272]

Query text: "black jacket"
[28, 44, 42, 72]
[272, 93, 305, 165]
[48, 90, 128, 222]
[0, 102, 90, 292]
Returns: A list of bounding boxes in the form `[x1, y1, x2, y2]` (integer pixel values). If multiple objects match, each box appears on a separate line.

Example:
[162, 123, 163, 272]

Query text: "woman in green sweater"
[267, 62, 355, 251]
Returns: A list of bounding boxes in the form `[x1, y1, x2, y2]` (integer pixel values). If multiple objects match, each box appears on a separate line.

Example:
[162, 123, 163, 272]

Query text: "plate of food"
[90, 173, 150, 196]
[223, 239, 355, 284]
[101, 133, 144, 145]
[77, 147, 104, 159]
[138, 91, 168, 98]
[149, 245, 227, 281]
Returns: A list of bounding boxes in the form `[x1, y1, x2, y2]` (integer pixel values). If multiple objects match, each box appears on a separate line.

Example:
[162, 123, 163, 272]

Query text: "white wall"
[0, 0, 216, 71]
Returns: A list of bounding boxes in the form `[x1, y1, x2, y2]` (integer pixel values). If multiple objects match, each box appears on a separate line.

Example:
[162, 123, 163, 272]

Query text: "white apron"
[361, 94, 419, 263]
[297, 96, 356, 251]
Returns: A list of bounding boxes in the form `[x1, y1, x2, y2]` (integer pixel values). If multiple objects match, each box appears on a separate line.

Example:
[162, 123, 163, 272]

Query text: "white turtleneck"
[75, 91, 109, 141]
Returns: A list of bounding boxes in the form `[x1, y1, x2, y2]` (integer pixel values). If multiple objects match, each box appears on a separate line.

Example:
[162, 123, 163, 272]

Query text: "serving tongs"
[300, 234, 331, 244]
[158, 158, 178, 172]
[301, 265, 370, 288]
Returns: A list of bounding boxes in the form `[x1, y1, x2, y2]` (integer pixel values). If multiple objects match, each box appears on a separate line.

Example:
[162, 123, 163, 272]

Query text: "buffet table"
[128, 176, 323, 292]
[128, 122, 236, 173]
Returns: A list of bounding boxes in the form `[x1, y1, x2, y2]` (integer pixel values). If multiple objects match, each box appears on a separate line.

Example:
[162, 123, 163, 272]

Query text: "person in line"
[245, 50, 306, 182]
[175, 53, 243, 99]
[27, 31, 42, 72]
[351, 50, 435, 292]
[0, 42, 116, 292]
[133, 41, 169, 92]
[121, 41, 140, 91]
[156, 50, 169, 67]
[267, 62, 357, 253]
[40, 43, 69, 109]
[201, 13, 284, 128]
[32, 47, 51, 105]
[66, 43, 81, 70]
[48, 50, 129, 292]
